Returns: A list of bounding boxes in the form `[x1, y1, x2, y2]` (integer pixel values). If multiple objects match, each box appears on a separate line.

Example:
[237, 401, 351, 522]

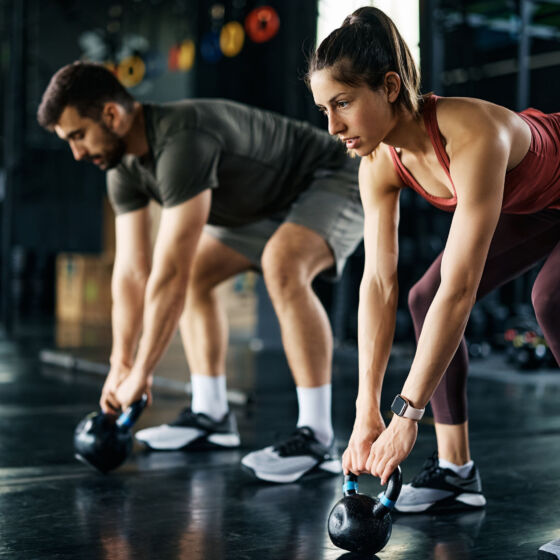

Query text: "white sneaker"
[135, 407, 240, 450]
[385, 452, 487, 514]
[241, 426, 341, 483]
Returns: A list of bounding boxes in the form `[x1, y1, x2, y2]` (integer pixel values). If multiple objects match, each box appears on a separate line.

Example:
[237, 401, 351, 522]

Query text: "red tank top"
[388, 95, 560, 214]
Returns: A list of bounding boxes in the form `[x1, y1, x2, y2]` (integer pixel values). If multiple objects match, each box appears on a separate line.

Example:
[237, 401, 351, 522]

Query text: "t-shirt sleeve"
[155, 130, 221, 208]
[106, 165, 150, 215]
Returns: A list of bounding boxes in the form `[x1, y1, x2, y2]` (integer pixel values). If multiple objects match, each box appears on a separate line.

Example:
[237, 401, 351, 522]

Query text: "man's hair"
[37, 61, 135, 129]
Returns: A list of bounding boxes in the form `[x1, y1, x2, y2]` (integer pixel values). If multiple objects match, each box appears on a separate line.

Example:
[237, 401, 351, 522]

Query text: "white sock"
[190, 374, 228, 422]
[439, 458, 474, 479]
[296, 384, 334, 447]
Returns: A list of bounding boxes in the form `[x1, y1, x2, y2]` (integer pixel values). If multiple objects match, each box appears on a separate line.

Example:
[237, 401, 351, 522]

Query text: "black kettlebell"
[74, 395, 148, 473]
[328, 466, 402, 554]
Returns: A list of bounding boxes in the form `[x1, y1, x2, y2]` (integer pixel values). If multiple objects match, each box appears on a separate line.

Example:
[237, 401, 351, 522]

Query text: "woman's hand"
[366, 414, 418, 485]
[115, 369, 153, 411]
[342, 409, 386, 475]
[100, 363, 132, 414]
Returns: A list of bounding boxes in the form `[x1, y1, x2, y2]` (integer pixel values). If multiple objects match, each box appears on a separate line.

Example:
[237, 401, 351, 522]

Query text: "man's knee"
[262, 225, 333, 305]
[262, 245, 308, 299]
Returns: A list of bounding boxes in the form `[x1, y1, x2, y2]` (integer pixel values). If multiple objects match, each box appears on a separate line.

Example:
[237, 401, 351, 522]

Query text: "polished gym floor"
[1, 322, 559, 560]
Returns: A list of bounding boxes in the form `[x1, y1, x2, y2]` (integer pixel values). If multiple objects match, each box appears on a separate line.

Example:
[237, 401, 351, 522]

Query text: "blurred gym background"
[0, 0, 558, 374]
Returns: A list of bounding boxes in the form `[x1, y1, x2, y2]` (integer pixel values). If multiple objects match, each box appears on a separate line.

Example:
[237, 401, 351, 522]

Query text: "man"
[38, 62, 363, 483]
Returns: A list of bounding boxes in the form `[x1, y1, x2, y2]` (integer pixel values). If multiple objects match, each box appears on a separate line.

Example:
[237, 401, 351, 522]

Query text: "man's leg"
[262, 222, 336, 440]
[241, 160, 364, 483]
[135, 232, 252, 450]
[180, 233, 254, 418]
[241, 223, 342, 482]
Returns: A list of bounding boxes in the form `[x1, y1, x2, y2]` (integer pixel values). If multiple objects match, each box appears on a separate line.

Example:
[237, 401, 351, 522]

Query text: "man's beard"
[87, 123, 127, 170]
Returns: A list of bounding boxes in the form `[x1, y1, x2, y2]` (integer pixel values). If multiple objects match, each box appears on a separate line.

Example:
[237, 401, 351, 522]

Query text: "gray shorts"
[204, 157, 364, 280]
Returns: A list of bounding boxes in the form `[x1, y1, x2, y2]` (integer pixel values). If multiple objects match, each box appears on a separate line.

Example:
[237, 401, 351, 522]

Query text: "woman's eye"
[337, 101, 349, 109]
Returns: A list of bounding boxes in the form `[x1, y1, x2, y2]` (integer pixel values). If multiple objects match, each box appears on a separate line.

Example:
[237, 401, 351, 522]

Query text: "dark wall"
[420, 1, 560, 111]
[194, 0, 318, 121]
[0, 0, 321, 323]
[417, 0, 560, 339]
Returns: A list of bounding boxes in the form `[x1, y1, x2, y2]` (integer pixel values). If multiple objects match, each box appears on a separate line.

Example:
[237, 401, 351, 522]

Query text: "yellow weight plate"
[117, 55, 146, 87]
[220, 21, 245, 57]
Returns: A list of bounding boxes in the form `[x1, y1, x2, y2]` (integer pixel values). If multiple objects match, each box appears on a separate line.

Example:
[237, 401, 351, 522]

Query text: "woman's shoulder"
[359, 144, 405, 191]
[435, 96, 512, 129]
[433, 96, 514, 146]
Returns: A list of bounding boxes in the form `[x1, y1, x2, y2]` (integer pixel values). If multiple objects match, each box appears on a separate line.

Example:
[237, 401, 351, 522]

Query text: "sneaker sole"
[395, 493, 487, 514]
[539, 539, 560, 560]
[136, 432, 240, 451]
[207, 433, 241, 447]
[241, 458, 342, 484]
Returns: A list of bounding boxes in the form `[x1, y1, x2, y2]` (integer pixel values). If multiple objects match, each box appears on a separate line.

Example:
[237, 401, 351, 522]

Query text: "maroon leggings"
[408, 209, 560, 424]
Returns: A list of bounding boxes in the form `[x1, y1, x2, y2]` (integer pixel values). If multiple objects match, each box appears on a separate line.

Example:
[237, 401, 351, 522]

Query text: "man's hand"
[100, 363, 132, 414]
[367, 414, 418, 485]
[342, 409, 386, 476]
[115, 369, 153, 410]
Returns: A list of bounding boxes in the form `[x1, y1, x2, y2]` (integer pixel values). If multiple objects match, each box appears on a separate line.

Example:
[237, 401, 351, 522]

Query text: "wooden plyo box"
[56, 253, 113, 324]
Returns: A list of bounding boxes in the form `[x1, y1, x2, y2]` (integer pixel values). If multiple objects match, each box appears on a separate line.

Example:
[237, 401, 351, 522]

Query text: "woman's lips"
[344, 137, 360, 149]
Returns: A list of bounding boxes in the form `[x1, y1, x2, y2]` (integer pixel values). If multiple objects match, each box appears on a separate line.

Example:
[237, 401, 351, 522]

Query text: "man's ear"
[384, 71, 401, 104]
[101, 102, 122, 131]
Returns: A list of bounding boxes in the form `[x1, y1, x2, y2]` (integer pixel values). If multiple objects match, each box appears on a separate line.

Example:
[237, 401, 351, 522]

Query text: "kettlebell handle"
[116, 394, 148, 429]
[343, 473, 359, 495]
[343, 466, 403, 517]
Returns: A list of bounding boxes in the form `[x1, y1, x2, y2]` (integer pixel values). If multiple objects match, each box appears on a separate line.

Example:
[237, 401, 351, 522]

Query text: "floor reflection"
[1, 324, 559, 559]
[393, 509, 486, 560]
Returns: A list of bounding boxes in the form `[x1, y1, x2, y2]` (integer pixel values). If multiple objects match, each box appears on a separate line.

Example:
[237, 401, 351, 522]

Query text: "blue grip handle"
[116, 394, 148, 429]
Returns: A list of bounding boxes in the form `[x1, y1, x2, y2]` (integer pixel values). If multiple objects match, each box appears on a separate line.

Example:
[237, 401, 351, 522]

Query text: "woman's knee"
[532, 283, 559, 331]
[408, 278, 437, 319]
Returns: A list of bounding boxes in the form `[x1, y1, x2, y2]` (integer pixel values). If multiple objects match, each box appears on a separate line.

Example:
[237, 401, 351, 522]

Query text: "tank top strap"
[388, 145, 411, 186]
[422, 95, 451, 176]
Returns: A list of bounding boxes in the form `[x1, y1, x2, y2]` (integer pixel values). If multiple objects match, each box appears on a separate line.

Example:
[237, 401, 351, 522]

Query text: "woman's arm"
[369, 104, 511, 484]
[402, 106, 509, 409]
[343, 149, 402, 475]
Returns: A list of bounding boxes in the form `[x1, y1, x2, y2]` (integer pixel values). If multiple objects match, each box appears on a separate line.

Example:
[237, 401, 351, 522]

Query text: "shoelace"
[411, 451, 442, 485]
[274, 428, 315, 457]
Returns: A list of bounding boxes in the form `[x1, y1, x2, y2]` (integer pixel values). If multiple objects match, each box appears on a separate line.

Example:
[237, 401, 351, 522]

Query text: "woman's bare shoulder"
[436, 96, 515, 138]
[359, 145, 405, 200]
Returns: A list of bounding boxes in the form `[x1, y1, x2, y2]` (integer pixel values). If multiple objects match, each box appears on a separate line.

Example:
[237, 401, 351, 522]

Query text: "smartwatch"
[391, 394, 425, 421]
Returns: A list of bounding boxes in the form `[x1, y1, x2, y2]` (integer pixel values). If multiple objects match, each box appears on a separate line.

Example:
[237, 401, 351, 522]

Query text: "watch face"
[391, 395, 407, 416]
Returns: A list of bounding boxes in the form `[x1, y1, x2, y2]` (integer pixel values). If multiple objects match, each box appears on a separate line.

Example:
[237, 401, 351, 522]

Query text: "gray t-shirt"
[107, 99, 349, 226]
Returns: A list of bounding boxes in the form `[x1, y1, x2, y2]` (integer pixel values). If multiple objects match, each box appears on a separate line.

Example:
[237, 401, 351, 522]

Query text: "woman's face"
[310, 68, 398, 157]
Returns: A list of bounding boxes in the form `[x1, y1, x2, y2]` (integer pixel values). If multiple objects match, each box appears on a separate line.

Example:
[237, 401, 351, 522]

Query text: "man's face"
[54, 106, 126, 170]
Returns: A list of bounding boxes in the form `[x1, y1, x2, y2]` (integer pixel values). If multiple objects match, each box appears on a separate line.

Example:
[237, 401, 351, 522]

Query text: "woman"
[308, 6, 560, 513]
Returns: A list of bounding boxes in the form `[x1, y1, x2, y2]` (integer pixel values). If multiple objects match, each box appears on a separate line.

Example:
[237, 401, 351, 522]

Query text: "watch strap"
[401, 402, 424, 421]
[391, 394, 425, 421]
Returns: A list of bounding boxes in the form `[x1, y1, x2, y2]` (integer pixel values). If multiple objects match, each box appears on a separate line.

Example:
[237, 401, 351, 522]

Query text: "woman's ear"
[384, 72, 401, 103]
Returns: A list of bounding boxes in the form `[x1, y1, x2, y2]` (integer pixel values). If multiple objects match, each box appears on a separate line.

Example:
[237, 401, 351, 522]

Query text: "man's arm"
[114, 189, 211, 408]
[111, 208, 152, 366]
[101, 206, 151, 412]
